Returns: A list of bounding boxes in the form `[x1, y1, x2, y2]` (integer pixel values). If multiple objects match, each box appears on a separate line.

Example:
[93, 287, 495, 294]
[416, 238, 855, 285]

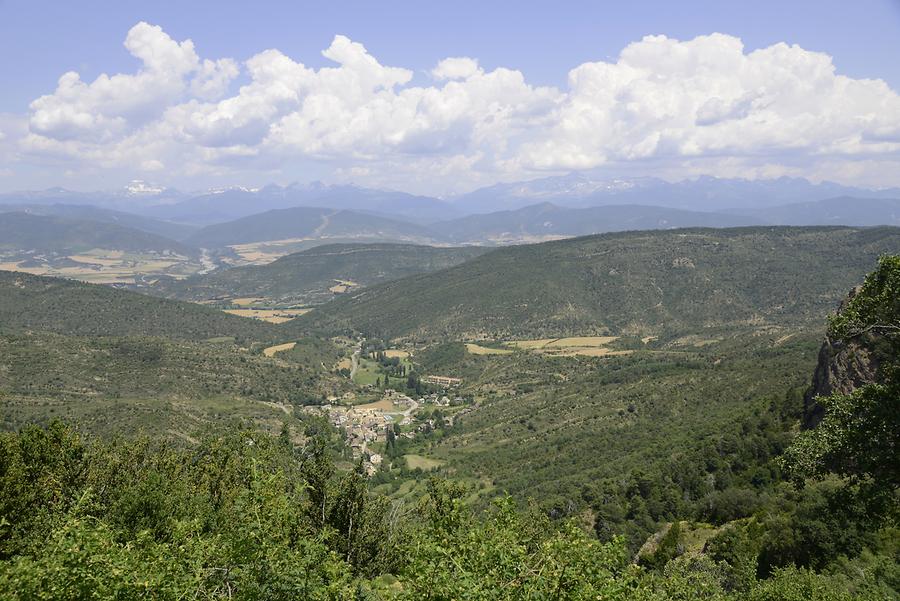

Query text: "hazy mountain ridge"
[450, 174, 900, 214]
[0, 203, 197, 240]
[727, 196, 900, 226]
[433, 202, 762, 243]
[0, 212, 197, 257]
[5, 176, 900, 229]
[186, 206, 443, 248]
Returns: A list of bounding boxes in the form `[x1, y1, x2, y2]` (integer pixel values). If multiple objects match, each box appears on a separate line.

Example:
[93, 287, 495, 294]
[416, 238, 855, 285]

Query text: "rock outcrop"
[803, 287, 881, 428]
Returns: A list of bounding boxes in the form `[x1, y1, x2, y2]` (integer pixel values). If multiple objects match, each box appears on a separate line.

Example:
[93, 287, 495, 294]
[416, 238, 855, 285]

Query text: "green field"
[403, 454, 444, 470]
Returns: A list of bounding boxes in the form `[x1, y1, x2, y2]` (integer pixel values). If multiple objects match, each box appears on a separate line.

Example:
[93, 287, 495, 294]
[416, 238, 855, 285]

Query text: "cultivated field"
[328, 279, 359, 294]
[464, 336, 634, 358]
[0, 248, 202, 284]
[506, 336, 620, 349]
[262, 342, 297, 357]
[383, 349, 411, 359]
[465, 343, 513, 355]
[223, 308, 310, 323]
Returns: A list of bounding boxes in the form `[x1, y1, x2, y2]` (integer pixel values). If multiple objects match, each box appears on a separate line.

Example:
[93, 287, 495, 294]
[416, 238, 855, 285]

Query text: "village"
[303, 385, 466, 475]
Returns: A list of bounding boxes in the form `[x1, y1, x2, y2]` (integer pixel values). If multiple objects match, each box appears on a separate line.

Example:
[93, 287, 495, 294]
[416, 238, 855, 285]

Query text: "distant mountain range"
[4, 176, 899, 228]
[185, 206, 441, 248]
[1, 178, 899, 265]
[449, 174, 900, 214]
[433, 202, 760, 243]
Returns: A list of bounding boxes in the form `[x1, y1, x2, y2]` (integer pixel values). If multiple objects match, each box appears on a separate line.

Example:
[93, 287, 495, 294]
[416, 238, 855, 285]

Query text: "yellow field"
[223, 309, 311, 323]
[262, 342, 296, 357]
[499, 335, 630, 359]
[504, 338, 557, 349]
[384, 349, 410, 359]
[328, 280, 359, 294]
[229, 238, 312, 264]
[546, 336, 619, 347]
[68, 254, 123, 266]
[223, 308, 310, 323]
[0, 249, 199, 283]
[231, 297, 265, 306]
[542, 348, 634, 357]
[465, 343, 513, 355]
[336, 358, 353, 370]
[505, 336, 619, 350]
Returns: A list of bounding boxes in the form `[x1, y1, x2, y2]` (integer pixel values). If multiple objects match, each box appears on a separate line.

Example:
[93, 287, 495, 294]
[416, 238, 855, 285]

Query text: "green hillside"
[0, 332, 347, 438]
[186, 206, 440, 248]
[156, 243, 490, 305]
[0, 270, 276, 343]
[0, 212, 196, 256]
[298, 226, 900, 340]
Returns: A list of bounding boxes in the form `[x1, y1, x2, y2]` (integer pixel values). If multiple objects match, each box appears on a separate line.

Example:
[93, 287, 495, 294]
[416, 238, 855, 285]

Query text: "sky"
[1, 0, 900, 195]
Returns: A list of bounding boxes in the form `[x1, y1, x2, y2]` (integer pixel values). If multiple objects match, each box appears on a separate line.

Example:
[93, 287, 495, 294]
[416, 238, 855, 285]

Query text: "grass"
[353, 398, 409, 413]
[352, 357, 383, 386]
[404, 454, 444, 470]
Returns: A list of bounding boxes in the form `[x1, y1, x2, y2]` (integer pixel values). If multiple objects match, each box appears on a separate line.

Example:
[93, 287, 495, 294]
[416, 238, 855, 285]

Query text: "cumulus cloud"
[13, 25, 900, 192]
[432, 57, 481, 80]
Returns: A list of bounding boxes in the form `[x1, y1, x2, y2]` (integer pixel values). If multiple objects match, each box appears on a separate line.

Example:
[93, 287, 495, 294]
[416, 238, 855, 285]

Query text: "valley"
[3, 9, 899, 596]
[0, 221, 897, 599]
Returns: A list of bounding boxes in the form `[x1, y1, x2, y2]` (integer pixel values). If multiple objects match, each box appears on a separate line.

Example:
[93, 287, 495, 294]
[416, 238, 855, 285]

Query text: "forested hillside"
[154, 243, 490, 306]
[297, 226, 900, 340]
[0, 270, 276, 342]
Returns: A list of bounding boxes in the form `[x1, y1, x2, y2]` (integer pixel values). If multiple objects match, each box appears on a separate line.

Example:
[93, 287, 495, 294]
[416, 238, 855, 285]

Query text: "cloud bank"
[7, 23, 900, 192]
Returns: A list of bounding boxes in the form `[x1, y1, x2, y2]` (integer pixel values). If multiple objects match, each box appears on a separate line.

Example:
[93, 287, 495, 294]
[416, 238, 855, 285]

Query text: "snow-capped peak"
[125, 180, 167, 196]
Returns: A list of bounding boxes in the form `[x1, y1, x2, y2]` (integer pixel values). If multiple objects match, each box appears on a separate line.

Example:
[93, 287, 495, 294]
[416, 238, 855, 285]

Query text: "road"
[349, 340, 362, 380]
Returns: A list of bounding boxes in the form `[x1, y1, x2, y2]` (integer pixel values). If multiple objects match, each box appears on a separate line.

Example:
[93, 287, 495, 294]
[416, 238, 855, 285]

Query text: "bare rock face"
[803, 287, 880, 428]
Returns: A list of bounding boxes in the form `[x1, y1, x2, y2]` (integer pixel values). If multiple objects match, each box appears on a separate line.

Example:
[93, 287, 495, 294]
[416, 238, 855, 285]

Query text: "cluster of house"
[422, 375, 462, 387]
[303, 384, 470, 476]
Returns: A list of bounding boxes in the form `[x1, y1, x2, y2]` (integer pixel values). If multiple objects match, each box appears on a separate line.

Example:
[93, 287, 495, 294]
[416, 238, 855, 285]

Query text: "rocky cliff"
[803, 287, 881, 428]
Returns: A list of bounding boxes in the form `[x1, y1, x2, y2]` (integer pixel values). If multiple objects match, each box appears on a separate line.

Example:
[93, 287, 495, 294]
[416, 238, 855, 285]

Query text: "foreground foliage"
[0, 420, 893, 599]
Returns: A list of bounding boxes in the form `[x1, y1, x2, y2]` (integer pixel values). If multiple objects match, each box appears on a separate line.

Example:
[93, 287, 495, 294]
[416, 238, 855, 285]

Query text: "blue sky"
[1, 0, 900, 193]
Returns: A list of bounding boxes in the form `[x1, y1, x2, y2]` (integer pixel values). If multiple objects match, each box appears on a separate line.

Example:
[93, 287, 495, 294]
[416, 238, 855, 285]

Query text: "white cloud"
[12, 25, 900, 193]
[432, 57, 481, 80]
